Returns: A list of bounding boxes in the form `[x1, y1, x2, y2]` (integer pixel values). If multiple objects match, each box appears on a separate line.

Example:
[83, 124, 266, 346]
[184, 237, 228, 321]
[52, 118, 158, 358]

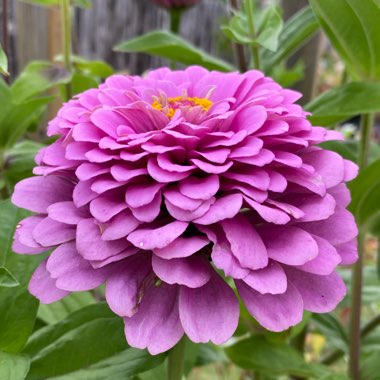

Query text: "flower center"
[152, 94, 213, 118]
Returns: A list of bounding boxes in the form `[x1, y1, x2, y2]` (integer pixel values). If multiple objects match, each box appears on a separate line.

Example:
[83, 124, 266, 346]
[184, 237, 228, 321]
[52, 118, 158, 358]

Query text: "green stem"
[167, 338, 186, 380]
[229, 0, 247, 72]
[244, 0, 260, 70]
[348, 113, 374, 380]
[60, 0, 73, 100]
[168, 8, 183, 69]
[169, 8, 183, 35]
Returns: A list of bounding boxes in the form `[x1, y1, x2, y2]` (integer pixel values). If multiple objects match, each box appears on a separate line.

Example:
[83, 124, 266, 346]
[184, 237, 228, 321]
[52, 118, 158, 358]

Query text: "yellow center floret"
[152, 95, 213, 118]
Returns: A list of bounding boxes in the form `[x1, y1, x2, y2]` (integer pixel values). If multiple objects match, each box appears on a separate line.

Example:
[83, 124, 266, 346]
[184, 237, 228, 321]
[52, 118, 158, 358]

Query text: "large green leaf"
[310, 0, 380, 80]
[25, 303, 131, 379]
[225, 335, 329, 378]
[263, 6, 319, 72]
[0, 201, 41, 353]
[37, 291, 96, 325]
[3, 141, 43, 190]
[114, 31, 234, 72]
[0, 96, 54, 148]
[349, 159, 380, 220]
[50, 348, 165, 380]
[0, 267, 20, 288]
[11, 61, 69, 103]
[0, 351, 30, 380]
[306, 82, 380, 126]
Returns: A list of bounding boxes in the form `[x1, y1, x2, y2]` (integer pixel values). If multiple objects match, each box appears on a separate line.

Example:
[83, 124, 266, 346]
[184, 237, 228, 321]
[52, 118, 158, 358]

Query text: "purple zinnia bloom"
[12, 66, 358, 354]
[151, 0, 201, 9]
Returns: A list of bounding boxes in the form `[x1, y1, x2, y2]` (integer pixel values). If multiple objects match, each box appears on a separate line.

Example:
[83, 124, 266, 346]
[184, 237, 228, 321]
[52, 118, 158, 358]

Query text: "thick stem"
[244, 0, 261, 70]
[169, 8, 183, 35]
[60, 0, 72, 100]
[228, 0, 247, 72]
[348, 113, 374, 380]
[167, 338, 186, 380]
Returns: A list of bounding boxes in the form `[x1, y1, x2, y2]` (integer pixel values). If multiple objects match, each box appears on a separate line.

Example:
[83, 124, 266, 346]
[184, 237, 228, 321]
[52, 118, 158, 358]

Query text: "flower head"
[12, 66, 358, 354]
[151, 0, 201, 9]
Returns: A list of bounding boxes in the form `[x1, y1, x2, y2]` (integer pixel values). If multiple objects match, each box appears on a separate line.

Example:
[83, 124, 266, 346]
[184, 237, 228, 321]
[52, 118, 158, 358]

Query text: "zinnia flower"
[151, 0, 201, 9]
[12, 66, 358, 354]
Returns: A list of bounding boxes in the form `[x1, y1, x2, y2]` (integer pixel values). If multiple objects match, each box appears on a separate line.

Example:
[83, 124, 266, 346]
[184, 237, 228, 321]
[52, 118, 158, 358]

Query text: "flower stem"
[228, 0, 247, 72]
[348, 113, 374, 380]
[167, 337, 186, 380]
[244, 0, 260, 70]
[60, 0, 73, 100]
[169, 8, 183, 35]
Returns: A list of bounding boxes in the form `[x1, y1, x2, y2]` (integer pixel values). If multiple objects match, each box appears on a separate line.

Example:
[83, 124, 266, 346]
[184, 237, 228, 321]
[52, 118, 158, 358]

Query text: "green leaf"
[306, 82, 380, 126]
[0, 200, 41, 353]
[312, 314, 348, 352]
[310, 0, 380, 80]
[20, 0, 91, 7]
[222, 12, 253, 45]
[361, 351, 380, 380]
[49, 348, 165, 380]
[0, 267, 20, 288]
[114, 31, 234, 72]
[3, 141, 43, 189]
[0, 43, 9, 76]
[0, 351, 30, 380]
[11, 61, 69, 103]
[0, 96, 54, 148]
[255, 6, 283, 52]
[25, 303, 130, 379]
[37, 291, 96, 325]
[319, 141, 358, 163]
[263, 6, 319, 72]
[75, 60, 113, 78]
[225, 334, 329, 378]
[349, 159, 380, 219]
[70, 72, 99, 95]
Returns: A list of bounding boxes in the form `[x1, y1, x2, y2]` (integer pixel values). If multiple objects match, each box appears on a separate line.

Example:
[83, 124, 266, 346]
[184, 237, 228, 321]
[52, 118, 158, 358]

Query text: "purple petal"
[259, 226, 318, 265]
[236, 280, 303, 332]
[335, 239, 358, 265]
[286, 268, 346, 313]
[47, 201, 89, 225]
[243, 261, 287, 295]
[178, 175, 219, 200]
[193, 194, 243, 225]
[152, 255, 212, 288]
[29, 259, 70, 303]
[125, 183, 163, 208]
[124, 283, 184, 355]
[12, 176, 73, 213]
[47, 242, 108, 291]
[76, 218, 130, 260]
[33, 217, 76, 247]
[298, 206, 358, 246]
[101, 210, 140, 241]
[222, 214, 268, 270]
[179, 272, 239, 344]
[127, 221, 188, 250]
[105, 253, 152, 317]
[90, 195, 128, 223]
[153, 236, 209, 259]
[297, 235, 341, 275]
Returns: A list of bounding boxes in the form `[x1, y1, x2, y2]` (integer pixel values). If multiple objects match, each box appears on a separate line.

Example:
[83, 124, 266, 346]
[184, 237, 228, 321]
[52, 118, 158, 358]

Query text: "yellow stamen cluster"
[152, 96, 213, 118]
